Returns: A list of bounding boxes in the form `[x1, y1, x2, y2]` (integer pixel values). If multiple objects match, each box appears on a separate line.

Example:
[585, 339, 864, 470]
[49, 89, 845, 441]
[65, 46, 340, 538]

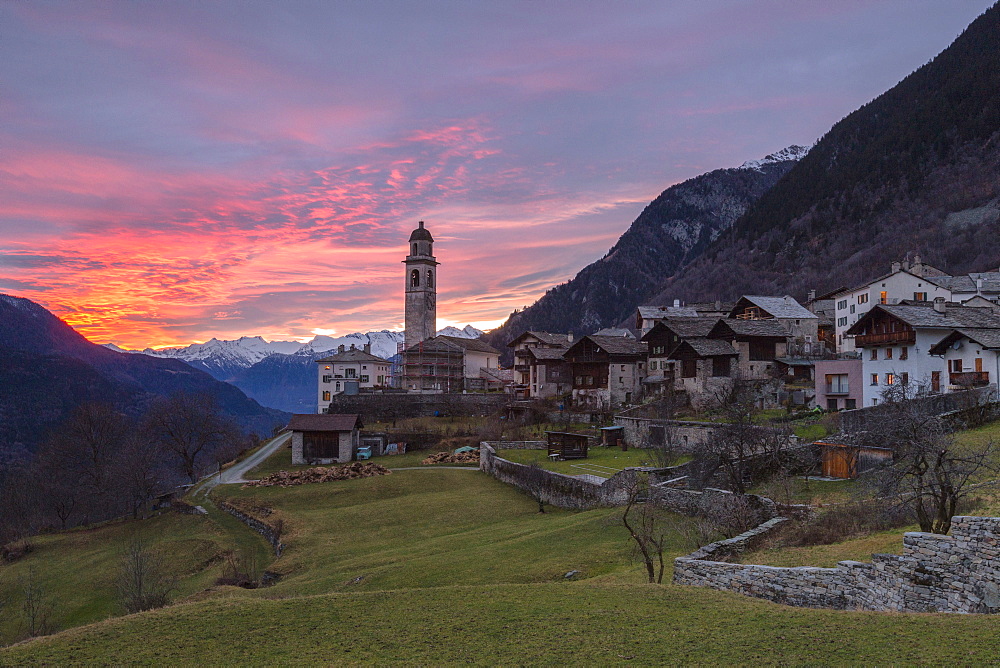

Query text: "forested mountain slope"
[483, 146, 806, 353]
[651, 4, 1000, 303]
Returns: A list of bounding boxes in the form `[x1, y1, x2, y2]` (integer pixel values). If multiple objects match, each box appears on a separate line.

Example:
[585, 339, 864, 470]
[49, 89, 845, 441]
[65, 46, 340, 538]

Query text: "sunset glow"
[0, 1, 991, 348]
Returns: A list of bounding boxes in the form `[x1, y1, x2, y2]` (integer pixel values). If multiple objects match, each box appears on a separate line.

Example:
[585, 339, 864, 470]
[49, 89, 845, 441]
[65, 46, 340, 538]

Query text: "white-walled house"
[846, 301, 1000, 406]
[316, 345, 391, 413]
[832, 257, 1000, 353]
[928, 329, 1000, 393]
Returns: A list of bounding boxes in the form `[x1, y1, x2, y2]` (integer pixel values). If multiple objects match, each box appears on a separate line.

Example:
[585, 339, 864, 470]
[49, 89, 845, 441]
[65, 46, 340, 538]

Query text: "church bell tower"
[403, 221, 438, 350]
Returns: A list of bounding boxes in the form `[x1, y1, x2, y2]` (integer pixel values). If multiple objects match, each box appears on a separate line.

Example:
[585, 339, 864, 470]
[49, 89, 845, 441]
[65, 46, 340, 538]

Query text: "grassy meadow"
[5, 419, 1000, 663]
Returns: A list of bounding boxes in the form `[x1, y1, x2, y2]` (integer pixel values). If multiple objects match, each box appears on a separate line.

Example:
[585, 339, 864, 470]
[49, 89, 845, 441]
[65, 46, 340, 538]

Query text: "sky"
[0, 1, 994, 348]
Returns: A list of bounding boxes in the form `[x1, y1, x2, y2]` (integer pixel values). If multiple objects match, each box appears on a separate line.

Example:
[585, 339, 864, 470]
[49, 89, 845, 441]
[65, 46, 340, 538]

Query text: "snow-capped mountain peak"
[739, 144, 812, 171]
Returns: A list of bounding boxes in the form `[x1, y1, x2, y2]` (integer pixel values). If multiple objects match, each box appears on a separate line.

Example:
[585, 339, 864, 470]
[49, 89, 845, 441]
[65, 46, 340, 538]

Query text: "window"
[900, 346, 908, 360]
[951, 359, 964, 373]
[850, 305, 855, 314]
[410, 269, 420, 287]
[345, 368, 357, 378]
[885, 348, 893, 360]
[886, 373, 896, 385]
[377, 376, 384, 385]
[901, 372, 909, 385]
[336, 382, 341, 391]
[620, 365, 626, 371]
[575, 376, 583, 386]
[682, 359, 697, 378]
[872, 398, 879, 406]
[871, 373, 879, 386]
[322, 391, 331, 401]
[585, 375, 594, 386]
[845, 399, 857, 410]
[618, 376, 624, 385]
[837, 299, 848, 310]
[360, 375, 369, 383]
[880, 291, 888, 304]
[858, 294, 869, 304]
[427, 270, 433, 287]
[324, 365, 331, 370]
[322, 375, 332, 383]
[914, 292, 927, 302]
[870, 348, 878, 360]
[838, 317, 848, 327]
[826, 374, 849, 394]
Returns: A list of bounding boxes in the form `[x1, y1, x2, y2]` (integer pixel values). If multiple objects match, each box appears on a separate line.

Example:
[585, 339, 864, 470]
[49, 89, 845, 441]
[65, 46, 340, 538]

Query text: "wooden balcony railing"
[949, 371, 990, 387]
[853, 331, 916, 347]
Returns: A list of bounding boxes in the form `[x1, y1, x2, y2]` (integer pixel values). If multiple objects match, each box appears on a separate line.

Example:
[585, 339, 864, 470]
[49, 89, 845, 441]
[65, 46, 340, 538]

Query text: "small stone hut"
[289, 414, 363, 465]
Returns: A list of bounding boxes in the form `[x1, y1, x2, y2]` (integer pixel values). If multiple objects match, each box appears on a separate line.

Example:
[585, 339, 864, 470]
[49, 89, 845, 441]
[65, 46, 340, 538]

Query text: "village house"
[508, 331, 572, 399]
[635, 300, 731, 336]
[832, 256, 1000, 353]
[928, 328, 1000, 393]
[813, 358, 863, 411]
[402, 334, 501, 393]
[640, 317, 719, 395]
[315, 344, 391, 413]
[707, 318, 789, 380]
[290, 413, 363, 465]
[563, 334, 648, 410]
[846, 299, 1000, 406]
[728, 295, 819, 353]
[664, 337, 739, 406]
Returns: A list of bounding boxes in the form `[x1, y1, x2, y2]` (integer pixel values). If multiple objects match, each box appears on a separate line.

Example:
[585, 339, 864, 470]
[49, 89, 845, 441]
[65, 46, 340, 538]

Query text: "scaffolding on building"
[402, 339, 466, 392]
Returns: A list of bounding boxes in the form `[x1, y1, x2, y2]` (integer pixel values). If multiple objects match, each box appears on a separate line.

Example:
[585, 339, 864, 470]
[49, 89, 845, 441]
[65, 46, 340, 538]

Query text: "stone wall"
[839, 387, 997, 433]
[479, 443, 634, 510]
[218, 501, 285, 557]
[674, 515, 1000, 613]
[324, 393, 507, 421]
[480, 440, 546, 450]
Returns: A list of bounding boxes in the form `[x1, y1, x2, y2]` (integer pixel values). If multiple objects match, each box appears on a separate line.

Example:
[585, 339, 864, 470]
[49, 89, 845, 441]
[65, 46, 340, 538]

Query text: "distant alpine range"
[104, 325, 484, 413]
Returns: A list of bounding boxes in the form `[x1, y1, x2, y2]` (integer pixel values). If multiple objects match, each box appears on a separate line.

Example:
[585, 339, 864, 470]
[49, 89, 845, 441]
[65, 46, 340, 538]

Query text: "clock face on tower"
[426, 293, 436, 311]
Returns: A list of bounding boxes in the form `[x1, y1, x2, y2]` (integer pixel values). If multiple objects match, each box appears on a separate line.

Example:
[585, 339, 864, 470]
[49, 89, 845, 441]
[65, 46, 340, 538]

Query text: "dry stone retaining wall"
[479, 443, 634, 509]
[674, 515, 1000, 613]
[218, 500, 285, 557]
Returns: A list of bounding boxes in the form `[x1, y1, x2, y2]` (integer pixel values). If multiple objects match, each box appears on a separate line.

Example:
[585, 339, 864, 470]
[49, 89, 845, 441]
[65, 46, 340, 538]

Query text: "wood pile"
[421, 451, 479, 465]
[244, 462, 391, 488]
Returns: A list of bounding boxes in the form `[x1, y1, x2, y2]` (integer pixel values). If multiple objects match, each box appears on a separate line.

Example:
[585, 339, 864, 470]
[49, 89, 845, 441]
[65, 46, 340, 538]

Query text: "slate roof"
[528, 347, 569, 360]
[733, 296, 817, 320]
[316, 349, 389, 363]
[437, 335, 501, 354]
[710, 318, 790, 339]
[408, 221, 434, 242]
[507, 331, 571, 347]
[592, 327, 636, 338]
[846, 304, 1000, 334]
[659, 317, 720, 338]
[928, 328, 1000, 355]
[926, 272, 1000, 294]
[682, 338, 738, 358]
[835, 265, 950, 296]
[637, 305, 700, 320]
[288, 414, 362, 432]
[582, 335, 647, 356]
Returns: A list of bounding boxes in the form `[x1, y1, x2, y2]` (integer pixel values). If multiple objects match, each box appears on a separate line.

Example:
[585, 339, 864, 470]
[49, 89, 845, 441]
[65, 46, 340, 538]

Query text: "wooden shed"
[545, 431, 589, 460]
[818, 441, 892, 479]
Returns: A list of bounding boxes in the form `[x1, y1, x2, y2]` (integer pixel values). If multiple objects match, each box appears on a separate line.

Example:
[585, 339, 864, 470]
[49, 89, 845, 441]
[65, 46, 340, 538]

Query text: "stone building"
[289, 413, 363, 465]
[564, 334, 647, 409]
[315, 344, 391, 413]
[402, 334, 502, 393]
[508, 331, 572, 399]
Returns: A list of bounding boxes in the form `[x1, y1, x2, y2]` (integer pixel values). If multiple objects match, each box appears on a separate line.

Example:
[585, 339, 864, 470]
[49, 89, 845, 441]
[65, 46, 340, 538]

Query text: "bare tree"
[864, 381, 997, 534]
[18, 567, 54, 638]
[621, 475, 669, 584]
[690, 378, 790, 494]
[144, 393, 242, 483]
[116, 436, 164, 520]
[115, 534, 177, 613]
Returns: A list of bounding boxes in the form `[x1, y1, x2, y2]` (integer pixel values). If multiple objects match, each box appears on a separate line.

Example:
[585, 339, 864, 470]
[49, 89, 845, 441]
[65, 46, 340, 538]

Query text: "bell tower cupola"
[403, 221, 438, 350]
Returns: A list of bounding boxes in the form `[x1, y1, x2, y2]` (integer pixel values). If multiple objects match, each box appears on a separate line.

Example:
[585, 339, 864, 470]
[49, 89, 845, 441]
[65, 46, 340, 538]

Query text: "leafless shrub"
[779, 500, 913, 548]
[666, 515, 722, 552]
[18, 567, 55, 638]
[115, 534, 177, 614]
[217, 551, 261, 589]
[621, 475, 669, 583]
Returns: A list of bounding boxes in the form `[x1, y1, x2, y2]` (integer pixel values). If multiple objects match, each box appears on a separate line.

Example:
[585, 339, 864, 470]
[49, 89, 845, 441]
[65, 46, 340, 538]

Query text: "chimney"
[338, 344, 345, 353]
[912, 255, 924, 276]
[891, 261, 901, 273]
[673, 299, 680, 308]
[350, 343, 356, 350]
[567, 332, 575, 344]
[807, 289, 816, 302]
[715, 300, 721, 311]
[933, 296, 947, 314]
[364, 343, 371, 354]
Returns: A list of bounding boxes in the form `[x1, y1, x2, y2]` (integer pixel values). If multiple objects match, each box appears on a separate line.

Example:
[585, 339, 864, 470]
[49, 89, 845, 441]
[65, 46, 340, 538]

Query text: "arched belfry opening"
[411, 269, 420, 287]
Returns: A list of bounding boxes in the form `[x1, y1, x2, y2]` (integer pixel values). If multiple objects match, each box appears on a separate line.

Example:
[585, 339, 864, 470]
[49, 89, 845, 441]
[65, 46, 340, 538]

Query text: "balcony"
[825, 385, 850, 396]
[949, 371, 990, 387]
[853, 331, 916, 347]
